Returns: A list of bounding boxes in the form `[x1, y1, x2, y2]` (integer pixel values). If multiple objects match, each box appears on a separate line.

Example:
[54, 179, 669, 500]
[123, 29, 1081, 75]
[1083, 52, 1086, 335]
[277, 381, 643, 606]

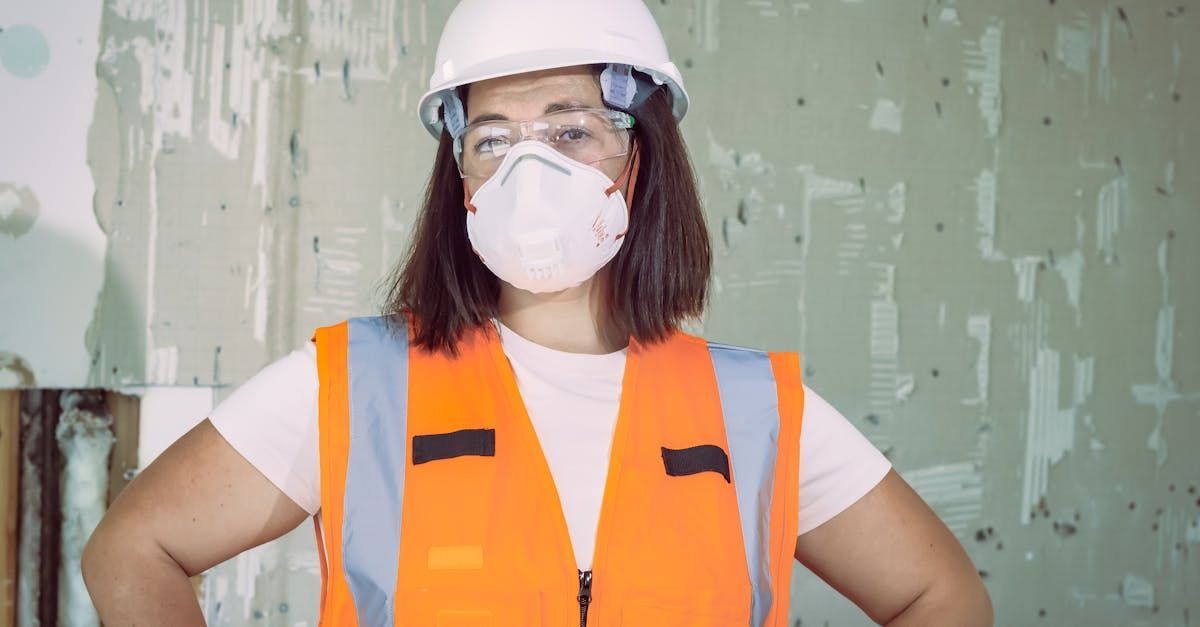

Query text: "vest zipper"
[577, 569, 593, 626]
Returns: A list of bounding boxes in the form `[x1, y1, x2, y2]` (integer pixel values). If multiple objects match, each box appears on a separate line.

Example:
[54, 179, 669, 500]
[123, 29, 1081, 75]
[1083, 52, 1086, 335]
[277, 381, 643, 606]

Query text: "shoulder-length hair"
[381, 84, 711, 354]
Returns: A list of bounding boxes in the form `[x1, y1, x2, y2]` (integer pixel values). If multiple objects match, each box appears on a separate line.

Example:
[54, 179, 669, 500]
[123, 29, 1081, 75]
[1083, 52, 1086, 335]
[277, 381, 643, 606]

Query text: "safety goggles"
[453, 107, 635, 180]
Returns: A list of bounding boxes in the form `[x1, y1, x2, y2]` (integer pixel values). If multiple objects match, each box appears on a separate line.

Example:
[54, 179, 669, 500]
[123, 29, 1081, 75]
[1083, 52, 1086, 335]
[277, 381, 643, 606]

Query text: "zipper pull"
[577, 569, 593, 627]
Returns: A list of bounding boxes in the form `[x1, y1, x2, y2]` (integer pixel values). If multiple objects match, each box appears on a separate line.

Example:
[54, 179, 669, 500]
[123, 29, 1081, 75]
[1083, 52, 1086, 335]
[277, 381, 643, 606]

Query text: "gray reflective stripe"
[344, 316, 410, 626]
[708, 342, 781, 627]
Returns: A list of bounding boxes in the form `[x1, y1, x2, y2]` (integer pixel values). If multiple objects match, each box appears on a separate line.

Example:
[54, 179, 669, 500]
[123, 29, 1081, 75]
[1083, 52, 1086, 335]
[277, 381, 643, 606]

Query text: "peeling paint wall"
[2, 0, 1198, 624]
[700, 3, 1198, 624]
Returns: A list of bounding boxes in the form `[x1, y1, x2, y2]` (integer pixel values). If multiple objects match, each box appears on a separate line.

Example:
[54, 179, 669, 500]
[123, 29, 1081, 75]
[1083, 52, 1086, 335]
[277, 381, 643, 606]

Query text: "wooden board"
[104, 390, 141, 506]
[0, 391, 20, 627]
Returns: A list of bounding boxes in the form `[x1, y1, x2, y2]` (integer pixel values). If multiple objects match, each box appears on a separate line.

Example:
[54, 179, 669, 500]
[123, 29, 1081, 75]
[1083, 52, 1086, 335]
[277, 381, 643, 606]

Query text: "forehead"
[465, 65, 603, 121]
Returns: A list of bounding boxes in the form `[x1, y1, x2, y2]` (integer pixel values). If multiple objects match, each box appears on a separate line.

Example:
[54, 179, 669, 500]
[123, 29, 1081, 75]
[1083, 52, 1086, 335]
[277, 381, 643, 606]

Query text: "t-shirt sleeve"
[209, 341, 321, 515]
[796, 385, 892, 535]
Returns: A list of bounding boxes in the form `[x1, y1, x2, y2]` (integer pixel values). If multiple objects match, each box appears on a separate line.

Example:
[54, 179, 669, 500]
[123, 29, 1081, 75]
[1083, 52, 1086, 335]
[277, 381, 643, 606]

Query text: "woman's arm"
[82, 418, 310, 626]
[794, 469, 993, 626]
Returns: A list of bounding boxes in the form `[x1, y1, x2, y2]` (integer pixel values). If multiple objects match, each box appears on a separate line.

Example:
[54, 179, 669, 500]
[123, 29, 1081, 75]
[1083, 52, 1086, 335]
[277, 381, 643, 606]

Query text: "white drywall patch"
[1133, 240, 1200, 466]
[206, 24, 243, 159]
[1019, 349, 1075, 525]
[868, 263, 914, 416]
[885, 182, 905, 225]
[249, 222, 272, 344]
[149, 345, 179, 386]
[868, 98, 902, 134]
[1097, 10, 1115, 102]
[1054, 249, 1085, 325]
[308, 0, 403, 81]
[1012, 256, 1040, 305]
[1073, 355, 1094, 408]
[965, 22, 1003, 138]
[1055, 21, 1092, 76]
[1096, 176, 1128, 265]
[973, 169, 1003, 261]
[964, 314, 991, 407]
[304, 226, 367, 320]
[1120, 573, 1154, 608]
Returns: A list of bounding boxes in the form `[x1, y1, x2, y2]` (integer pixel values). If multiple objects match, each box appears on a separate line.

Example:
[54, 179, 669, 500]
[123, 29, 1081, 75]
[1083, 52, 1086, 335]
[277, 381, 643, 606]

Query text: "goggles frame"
[452, 107, 636, 180]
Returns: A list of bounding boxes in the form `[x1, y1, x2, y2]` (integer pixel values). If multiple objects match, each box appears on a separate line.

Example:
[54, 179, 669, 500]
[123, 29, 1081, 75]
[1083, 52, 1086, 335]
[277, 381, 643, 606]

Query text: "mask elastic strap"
[605, 139, 641, 210]
[607, 141, 640, 239]
[462, 178, 477, 213]
[624, 141, 641, 211]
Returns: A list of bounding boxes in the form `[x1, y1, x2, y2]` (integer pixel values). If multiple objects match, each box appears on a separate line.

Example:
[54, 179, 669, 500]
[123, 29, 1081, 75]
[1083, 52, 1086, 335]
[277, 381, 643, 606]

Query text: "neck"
[496, 266, 627, 354]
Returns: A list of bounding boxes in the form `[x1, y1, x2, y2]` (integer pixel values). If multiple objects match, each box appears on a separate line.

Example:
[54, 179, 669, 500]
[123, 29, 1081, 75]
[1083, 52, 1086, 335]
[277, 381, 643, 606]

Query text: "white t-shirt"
[210, 321, 890, 570]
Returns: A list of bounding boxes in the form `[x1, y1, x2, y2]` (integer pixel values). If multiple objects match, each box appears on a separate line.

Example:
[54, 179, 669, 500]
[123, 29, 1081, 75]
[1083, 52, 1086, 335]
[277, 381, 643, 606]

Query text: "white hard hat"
[417, 0, 689, 139]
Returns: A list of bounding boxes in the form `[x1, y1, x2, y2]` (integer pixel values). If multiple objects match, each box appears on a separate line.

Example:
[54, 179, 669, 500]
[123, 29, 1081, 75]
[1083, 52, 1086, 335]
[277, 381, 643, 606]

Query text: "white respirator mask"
[463, 140, 640, 293]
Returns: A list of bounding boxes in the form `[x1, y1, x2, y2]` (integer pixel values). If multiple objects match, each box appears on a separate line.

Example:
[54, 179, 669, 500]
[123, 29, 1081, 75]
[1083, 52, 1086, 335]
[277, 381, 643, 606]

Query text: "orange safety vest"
[311, 315, 804, 626]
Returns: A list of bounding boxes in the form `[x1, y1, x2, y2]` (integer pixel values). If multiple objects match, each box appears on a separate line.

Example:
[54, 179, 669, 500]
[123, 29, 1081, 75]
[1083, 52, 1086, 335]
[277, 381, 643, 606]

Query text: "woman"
[83, 1, 992, 625]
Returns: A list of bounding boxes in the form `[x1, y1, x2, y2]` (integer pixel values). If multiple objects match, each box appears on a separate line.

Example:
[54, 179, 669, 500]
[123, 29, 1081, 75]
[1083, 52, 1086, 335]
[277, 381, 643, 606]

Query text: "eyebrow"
[466, 100, 592, 126]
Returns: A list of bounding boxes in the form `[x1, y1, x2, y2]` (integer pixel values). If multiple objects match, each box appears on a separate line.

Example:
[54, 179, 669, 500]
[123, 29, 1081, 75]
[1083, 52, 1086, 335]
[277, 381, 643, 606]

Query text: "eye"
[474, 136, 510, 155]
[556, 126, 592, 143]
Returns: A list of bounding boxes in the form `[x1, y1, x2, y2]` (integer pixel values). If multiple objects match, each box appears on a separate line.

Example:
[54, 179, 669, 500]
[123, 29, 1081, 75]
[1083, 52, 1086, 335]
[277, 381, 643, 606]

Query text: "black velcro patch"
[660, 444, 731, 483]
[412, 428, 496, 465]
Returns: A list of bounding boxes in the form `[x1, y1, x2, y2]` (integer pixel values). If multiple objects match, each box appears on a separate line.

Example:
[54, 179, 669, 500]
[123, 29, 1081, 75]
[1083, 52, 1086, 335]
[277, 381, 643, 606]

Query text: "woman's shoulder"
[213, 341, 318, 415]
[207, 340, 322, 514]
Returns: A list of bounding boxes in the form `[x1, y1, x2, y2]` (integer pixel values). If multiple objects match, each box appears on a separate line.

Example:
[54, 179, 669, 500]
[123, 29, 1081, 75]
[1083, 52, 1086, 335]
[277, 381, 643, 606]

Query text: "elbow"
[883, 574, 993, 627]
[938, 574, 994, 626]
[81, 515, 136, 595]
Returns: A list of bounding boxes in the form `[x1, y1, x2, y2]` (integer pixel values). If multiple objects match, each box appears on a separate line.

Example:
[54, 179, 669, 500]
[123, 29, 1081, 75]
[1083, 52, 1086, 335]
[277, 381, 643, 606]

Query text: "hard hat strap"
[601, 63, 637, 108]
[602, 64, 663, 113]
[443, 88, 468, 139]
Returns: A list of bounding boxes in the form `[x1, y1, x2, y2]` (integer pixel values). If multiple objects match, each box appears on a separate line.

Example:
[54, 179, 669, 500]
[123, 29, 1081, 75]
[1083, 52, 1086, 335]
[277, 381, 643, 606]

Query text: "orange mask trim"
[611, 141, 640, 238]
[462, 178, 478, 214]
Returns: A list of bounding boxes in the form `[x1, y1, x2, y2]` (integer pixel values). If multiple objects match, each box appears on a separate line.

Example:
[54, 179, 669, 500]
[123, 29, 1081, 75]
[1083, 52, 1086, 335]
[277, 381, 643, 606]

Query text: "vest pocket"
[615, 589, 748, 627]
[434, 609, 491, 627]
[618, 603, 745, 626]
[400, 588, 542, 627]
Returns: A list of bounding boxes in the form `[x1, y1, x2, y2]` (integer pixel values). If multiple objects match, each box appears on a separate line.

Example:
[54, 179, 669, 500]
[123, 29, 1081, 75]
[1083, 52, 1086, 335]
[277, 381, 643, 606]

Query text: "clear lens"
[455, 108, 633, 179]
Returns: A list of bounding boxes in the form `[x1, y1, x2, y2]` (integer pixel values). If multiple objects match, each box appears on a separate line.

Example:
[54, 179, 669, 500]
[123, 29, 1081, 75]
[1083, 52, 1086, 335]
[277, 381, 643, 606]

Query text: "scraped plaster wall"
[1, 0, 1197, 624]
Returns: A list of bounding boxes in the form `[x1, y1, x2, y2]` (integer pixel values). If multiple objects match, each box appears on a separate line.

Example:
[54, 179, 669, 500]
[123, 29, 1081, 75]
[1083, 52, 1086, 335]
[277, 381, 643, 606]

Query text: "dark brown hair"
[381, 84, 712, 354]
